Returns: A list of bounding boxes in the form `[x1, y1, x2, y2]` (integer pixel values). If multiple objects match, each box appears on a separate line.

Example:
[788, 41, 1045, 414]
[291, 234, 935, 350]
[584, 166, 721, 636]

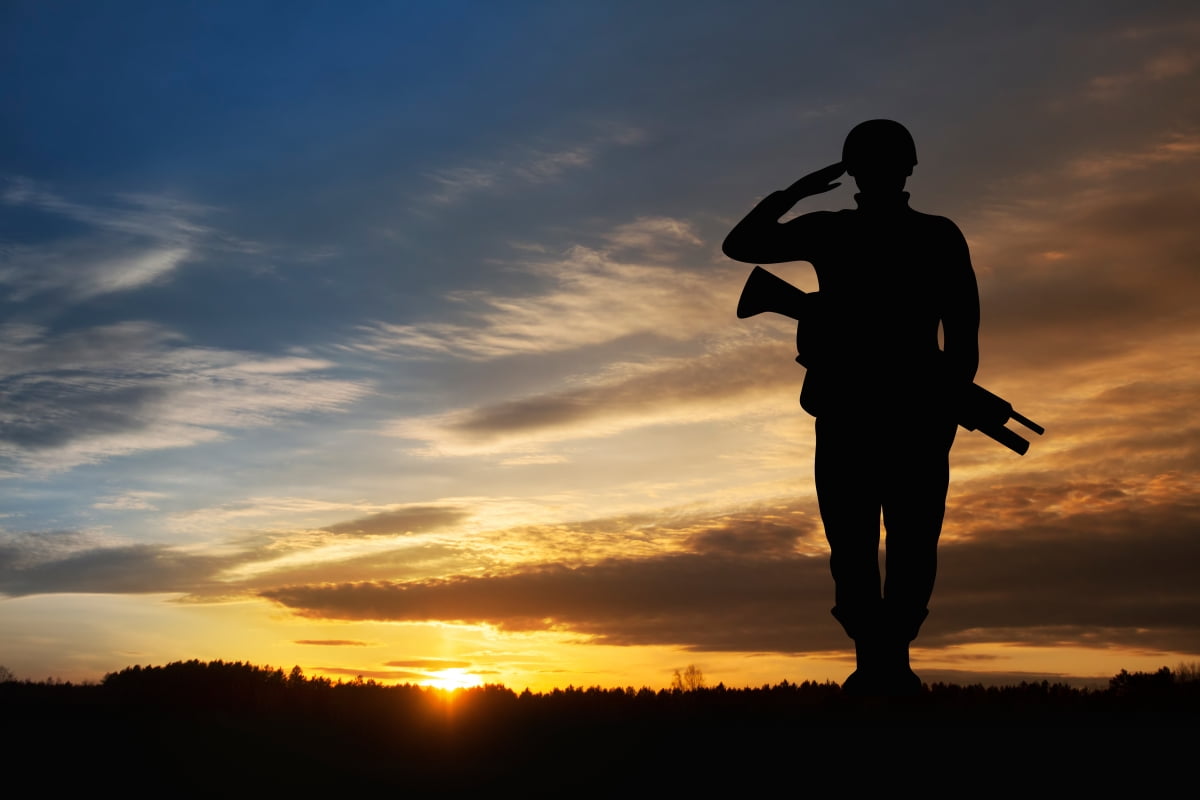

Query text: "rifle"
[737, 266, 1044, 455]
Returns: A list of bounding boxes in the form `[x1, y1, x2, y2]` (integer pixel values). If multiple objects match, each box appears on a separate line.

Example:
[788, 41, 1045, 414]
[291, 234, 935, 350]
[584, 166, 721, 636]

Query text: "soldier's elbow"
[722, 232, 751, 262]
[723, 233, 790, 264]
[944, 341, 979, 383]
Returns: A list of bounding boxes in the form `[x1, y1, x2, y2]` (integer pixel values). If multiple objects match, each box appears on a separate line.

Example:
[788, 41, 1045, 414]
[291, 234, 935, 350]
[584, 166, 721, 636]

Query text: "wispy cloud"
[321, 506, 471, 536]
[387, 337, 796, 455]
[421, 127, 644, 206]
[312, 667, 428, 680]
[384, 658, 472, 669]
[163, 498, 482, 543]
[261, 480, 1200, 655]
[0, 322, 370, 472]
[602, 216, 705, 255]
[8, 462, 1198, 663]
[1, 178, 257, 301]
[3, 179, 214, 241]
[425, 166, 499, 206]
[1088, 48, 1198, 100]
[347, 218, 728, 361]
[1, 241, 192, 301]
[0, 539, 237, 597]
[1065, 131, 1200, 179]
[962, 129, 1200, 390]
[91, 491, 167, 511]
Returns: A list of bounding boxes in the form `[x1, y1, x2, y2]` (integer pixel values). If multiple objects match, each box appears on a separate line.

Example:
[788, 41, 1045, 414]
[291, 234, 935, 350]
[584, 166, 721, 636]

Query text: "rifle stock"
[737, 266, 1044, 455]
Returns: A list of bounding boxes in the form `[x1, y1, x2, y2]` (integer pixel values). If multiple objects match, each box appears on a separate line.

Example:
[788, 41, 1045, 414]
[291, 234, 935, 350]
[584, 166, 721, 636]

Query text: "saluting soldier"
[723, 120, 980, 695]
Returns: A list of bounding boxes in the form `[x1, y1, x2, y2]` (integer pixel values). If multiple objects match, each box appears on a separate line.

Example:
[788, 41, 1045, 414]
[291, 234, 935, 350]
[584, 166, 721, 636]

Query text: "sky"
[2, 0, 1198, 691]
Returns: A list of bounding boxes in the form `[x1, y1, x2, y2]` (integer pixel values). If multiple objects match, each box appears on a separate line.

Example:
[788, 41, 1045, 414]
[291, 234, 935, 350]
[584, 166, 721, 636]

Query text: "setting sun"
[422, 669, 485, 692]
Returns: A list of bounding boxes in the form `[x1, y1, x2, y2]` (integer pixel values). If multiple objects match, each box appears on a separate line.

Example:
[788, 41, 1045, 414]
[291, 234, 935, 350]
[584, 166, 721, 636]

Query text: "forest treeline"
[4, 656, 1198, 707]
[2, 659, 1197, 789]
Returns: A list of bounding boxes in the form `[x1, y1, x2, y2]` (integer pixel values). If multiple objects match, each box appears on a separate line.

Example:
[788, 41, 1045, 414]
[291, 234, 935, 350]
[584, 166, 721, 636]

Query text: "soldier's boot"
[878, 605, 928, 696]
[832, 602, 887, 695]
[876, 637, 921, 696]
[841, 635, 887, 696]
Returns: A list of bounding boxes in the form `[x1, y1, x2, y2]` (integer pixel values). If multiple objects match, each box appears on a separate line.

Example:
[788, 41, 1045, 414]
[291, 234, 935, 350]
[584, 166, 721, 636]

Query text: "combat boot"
[832, 602, 887, 695]
[877, 604, 928, 696]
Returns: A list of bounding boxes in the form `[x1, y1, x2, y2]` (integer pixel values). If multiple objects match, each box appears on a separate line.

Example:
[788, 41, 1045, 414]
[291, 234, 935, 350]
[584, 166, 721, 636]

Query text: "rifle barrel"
[1010, 410, 1045, 436]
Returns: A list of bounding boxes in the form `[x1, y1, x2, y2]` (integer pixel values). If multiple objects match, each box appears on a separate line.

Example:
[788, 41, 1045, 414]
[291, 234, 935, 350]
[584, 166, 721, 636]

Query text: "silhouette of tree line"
[2, 659, 1196, 790]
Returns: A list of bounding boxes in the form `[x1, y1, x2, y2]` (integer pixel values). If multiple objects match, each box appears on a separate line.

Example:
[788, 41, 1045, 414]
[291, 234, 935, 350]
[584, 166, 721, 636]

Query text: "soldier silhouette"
[723, 120, 980, 695]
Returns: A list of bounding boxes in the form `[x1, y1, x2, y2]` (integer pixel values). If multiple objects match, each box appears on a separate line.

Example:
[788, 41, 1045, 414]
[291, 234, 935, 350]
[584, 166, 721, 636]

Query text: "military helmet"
[841, 119, 918, 174]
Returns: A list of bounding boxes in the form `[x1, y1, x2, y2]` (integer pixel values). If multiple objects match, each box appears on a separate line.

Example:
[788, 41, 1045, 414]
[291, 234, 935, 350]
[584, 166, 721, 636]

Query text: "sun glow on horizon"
[421, 668, 485, 691]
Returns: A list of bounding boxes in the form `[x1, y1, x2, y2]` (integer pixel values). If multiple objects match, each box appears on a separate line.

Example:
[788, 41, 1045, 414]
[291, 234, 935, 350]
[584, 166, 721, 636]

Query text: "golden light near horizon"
[421, 668, 485, 692]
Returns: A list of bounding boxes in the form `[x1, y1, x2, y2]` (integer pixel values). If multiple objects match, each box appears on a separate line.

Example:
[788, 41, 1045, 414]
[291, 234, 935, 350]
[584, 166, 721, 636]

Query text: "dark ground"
[3, 661, 1194, 792]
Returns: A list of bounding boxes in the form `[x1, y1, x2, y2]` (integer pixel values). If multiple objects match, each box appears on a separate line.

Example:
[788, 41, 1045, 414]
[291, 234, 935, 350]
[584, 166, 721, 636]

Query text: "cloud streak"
[261, 477, 1200, 656]
[421, 127, 644, 205]
[1, 179, 256, 301]
[388, 336, 798, 453]
[347, 218, 730, 361]
[321, 506, 471, 536]
[0, 322, 370, 471]
[0, 540, 235, 597]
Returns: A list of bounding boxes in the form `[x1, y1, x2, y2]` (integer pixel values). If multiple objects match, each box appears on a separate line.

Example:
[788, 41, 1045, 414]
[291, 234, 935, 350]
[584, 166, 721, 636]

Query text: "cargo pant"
[815, 413, 956, 644]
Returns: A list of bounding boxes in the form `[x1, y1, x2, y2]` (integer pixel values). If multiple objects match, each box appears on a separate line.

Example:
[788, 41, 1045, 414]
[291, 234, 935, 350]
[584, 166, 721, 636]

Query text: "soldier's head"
[842, 119, 917, 193]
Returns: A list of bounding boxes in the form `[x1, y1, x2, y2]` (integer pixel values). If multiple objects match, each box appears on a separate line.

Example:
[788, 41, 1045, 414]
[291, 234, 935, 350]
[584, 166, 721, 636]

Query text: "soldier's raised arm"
[722, 162, 845, 264]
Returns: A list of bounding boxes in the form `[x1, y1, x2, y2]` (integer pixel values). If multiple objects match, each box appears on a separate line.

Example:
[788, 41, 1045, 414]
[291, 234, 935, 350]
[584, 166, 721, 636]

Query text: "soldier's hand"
[784, 162, 845, 199]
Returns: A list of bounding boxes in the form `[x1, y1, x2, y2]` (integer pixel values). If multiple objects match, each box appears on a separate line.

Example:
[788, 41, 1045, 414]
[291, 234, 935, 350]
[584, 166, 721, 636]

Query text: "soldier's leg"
[814, 418, 883, 643]
[881, 421, 954, 638]
[875, 421, 954, 694]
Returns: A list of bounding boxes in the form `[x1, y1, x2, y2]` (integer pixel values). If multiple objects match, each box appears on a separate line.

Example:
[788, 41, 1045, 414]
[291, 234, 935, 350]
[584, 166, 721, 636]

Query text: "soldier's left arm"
[940, 220, 980, 385]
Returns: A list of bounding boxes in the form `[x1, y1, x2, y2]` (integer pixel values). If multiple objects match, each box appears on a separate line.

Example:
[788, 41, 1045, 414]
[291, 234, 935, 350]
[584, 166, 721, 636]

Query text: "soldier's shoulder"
[909, 209, 966, 238]
[907, 207, 957, 225]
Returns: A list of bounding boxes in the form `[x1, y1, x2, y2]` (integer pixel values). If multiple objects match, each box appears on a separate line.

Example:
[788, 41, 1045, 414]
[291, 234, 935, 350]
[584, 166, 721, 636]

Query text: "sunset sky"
[2, 1, 1199, 690]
